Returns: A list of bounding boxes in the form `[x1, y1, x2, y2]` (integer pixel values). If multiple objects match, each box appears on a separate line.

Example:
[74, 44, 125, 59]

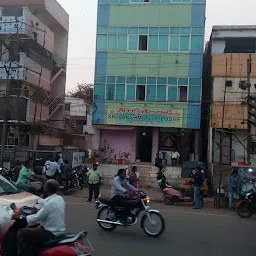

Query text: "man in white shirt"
[42, 158, 61, 179]
[171, 149, 180, 166]
[17, 179, 65, 256]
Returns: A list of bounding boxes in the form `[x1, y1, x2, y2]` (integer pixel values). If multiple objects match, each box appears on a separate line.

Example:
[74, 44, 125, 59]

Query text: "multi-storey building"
[93, 0, 206, 164]
[203, 26, 256, 169]
[0, 0, 69, 159]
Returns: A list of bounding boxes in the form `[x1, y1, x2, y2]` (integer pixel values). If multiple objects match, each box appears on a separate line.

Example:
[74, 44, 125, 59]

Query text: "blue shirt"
[111, 176, 137, 198]
[228, 175, 238, 192]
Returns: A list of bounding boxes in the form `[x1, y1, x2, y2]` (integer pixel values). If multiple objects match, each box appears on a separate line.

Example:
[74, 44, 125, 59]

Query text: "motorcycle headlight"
[246, 193, 251, 197]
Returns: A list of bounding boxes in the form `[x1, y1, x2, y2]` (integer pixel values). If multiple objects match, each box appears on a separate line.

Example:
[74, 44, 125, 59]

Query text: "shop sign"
[106, 106, 183, 128]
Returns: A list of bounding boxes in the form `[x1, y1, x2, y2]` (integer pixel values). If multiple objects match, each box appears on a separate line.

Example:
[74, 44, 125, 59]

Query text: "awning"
[93, 125, 135, 131]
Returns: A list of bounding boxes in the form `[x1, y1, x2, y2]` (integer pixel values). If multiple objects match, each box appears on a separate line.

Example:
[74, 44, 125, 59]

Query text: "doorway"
[136, 127, 153, 162]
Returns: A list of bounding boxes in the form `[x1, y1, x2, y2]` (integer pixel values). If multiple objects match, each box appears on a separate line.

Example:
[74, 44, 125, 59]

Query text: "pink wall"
[29, 102, 49, 123]
[100, 129, 136, 162]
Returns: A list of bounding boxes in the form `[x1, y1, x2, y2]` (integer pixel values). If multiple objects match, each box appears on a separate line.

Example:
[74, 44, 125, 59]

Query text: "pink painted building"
[0, 0, 69, 150]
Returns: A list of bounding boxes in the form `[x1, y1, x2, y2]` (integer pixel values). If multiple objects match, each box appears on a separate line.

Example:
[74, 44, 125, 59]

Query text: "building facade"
[93, 0, 206, 164]
[203, 26, 256, 167]
[0, 0, 69, 158]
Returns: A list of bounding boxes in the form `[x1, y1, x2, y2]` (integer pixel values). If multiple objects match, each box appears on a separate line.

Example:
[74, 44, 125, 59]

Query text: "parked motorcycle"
[0, 202, 93, 256]
[0, 167, 16, 182]
[95, 192, 165, 237]
[237, 188, 256, 218]
[74, 165, 89, 187]
[63, 169, 83, 195]
[156, 168, 171, 190]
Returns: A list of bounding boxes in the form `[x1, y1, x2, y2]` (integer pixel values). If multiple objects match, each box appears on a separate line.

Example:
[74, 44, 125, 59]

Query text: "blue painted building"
[93, 0, 206, 164]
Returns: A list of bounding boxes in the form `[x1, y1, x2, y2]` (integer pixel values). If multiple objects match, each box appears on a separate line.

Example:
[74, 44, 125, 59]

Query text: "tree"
[67, 83, 93, 105]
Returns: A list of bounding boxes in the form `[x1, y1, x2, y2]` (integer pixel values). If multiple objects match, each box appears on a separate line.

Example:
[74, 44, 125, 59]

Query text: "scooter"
[0, 202, 93, 256]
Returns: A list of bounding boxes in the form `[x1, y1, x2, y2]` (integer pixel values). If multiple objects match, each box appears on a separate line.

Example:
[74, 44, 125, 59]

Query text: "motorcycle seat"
[99, 197, 113, 206]
[44, 231, 87, 246]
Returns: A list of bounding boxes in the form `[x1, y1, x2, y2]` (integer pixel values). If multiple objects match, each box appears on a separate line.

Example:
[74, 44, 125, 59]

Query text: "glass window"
[170, 36, 179, 51]
[149, 27, 159, 35]
[178, 78, 188, 85]
[191, 35, 204, 52]
[109, 27, 118, 34]
[147, 77, 156, 84]
[170, 27, 180, 34]
[118, 27, 127, 34]
[120, 0, 130, 2]
[159, 27, 169, 34]
[128, 35, 138, 50]
[157, 85, 166, 101]
[126, 85, 136, 100]
[116, 84, 125, 100]
[180, 27, 190, 34]
[139, 27, 148, 34]
[157, 77, 167, 84]
[180, 36, 190, 51]
[168, 77, 177, 85]
[96, 35, 107, 51]
[95, 76, 106, 83]
[106, 84, 115, 100]
[188, 86, 201, 102]
[151, 0, 160, 2]
[99, 0, 109, 3]
[146, 85, 156, 101]
[159, 36, 168, 51]
[117, 35, 127, 50]
[137, 77, 146, 84]
[191, 27, 204, 34]
[127, 77, 136, 83]
[107, 76, 116, 83]
[189, 78, 201, 85]
[128, 27, 138, 34]
[94, 83, 106, 100]
[179, 86, 188, 102]
[110, 0, 119, 2]
[167, 86, 177, 101]
[116, 76, 125, 83]
[97, 26, 108, 34]
[136, 85, 146, 101]
[148, 35, 158, 51]
[108, 35, 117, 50]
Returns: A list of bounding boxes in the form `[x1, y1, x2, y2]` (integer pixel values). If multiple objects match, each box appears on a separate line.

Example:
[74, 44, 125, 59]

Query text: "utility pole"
[0, 91, 9, 167]
[246, 54, 252, 163]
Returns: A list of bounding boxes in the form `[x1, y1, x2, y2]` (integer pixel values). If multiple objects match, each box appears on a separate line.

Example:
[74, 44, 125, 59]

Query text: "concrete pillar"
[151, 128, 159, 163]
[194, 130, 200, 161]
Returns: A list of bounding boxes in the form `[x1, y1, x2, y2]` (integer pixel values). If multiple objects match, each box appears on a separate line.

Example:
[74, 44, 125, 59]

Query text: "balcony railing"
[0, 7, 54, 53]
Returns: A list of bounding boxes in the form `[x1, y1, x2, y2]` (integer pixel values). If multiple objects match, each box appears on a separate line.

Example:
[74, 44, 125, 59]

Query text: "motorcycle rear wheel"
[237, 202, 253, 218]
[141, 212, 165, 238]
[97, 206, 118, 231]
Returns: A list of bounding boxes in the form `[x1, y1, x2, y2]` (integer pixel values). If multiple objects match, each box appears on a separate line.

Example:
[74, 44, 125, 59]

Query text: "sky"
[57, 0, 256, 91]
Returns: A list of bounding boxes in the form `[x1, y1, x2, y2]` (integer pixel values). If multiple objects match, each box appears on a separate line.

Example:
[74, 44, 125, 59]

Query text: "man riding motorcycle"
[111, 169, 138, 226]
[14, 179, 65, 256]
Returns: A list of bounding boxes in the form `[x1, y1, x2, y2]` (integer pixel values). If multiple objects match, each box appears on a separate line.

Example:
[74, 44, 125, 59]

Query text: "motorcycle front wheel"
[237, 202, 253, 218]
[141, 212, 165, 238]
[97, 206, 118, 231]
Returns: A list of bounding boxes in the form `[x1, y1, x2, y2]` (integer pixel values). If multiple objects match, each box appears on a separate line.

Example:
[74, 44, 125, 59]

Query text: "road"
[65, 197, 256, 256]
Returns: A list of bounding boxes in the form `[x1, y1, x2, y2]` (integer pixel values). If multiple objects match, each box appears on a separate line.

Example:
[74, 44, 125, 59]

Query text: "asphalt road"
[65, 198, 256, 256]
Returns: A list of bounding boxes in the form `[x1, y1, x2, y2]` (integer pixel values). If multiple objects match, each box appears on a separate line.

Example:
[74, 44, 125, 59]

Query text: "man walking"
[171, 149, 180, 166]
[87, 163, 102, 202]
[228, 169, 238, 209]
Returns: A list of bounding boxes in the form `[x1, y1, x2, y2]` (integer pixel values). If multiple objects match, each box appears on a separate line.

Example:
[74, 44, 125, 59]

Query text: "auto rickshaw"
[180, 161, 208, 197]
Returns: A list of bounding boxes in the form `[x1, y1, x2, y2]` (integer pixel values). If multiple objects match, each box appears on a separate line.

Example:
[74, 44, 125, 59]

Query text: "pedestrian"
[192, 166, 204, 209]
[155, 153, 163, 172]
[87, 163, 102, 202]
[129, 166, 140, 189]
[228, 169, 238, 209]
[171, 149, 180, 166]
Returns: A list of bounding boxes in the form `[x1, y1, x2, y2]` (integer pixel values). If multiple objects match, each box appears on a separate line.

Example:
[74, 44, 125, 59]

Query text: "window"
[106, 84, 115, 100]
[137, 85, 146, 100]
[225, 80, 232, 87]
[179, 86, 187, 102]
[128, 35, 138, 50]
[65, 104, 70, 111]
[139, 35, 148, 51]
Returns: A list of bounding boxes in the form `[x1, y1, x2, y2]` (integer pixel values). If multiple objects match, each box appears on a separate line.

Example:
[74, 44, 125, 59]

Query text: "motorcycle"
[63, 169, 83, 195]
[74, 166, 89, 187]
[95, 192, 165, 238]
[156, 168, 172, 190]
[237, 188, 256, 218]
[0, 167, 16, 182]
[0, 202, 93, 256]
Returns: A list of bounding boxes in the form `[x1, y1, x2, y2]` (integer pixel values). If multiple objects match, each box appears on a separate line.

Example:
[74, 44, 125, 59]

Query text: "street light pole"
[247, 54, 252, 163]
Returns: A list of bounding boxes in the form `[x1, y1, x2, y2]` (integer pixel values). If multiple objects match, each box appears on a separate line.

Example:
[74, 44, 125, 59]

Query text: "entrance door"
[221, 135, 232, 165]
[136, 127, 153, 162]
